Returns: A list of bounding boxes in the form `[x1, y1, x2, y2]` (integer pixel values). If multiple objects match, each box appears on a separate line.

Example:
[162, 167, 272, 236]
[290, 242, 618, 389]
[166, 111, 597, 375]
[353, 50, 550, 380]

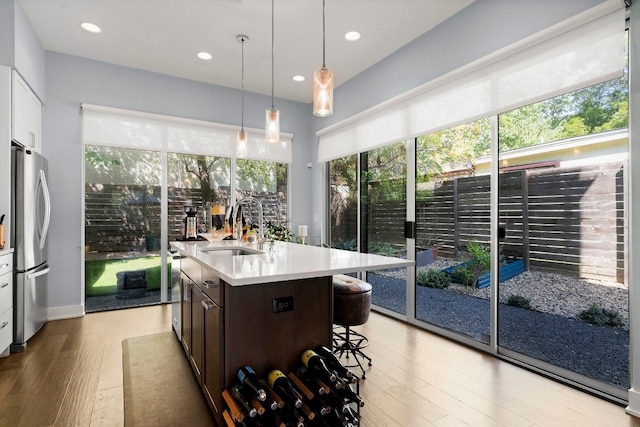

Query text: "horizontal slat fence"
[364, 162, 624, 283]
[85, 184, 287, 253]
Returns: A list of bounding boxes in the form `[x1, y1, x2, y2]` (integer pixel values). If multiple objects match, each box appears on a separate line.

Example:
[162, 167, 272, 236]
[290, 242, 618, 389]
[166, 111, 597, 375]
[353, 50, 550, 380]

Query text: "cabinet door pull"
[1, 283, 8, 288]
[201, 300, 215, 311]
[203, 280, 217, 289]
[1, 321, 8, 329]
[0, 263, 9, 270]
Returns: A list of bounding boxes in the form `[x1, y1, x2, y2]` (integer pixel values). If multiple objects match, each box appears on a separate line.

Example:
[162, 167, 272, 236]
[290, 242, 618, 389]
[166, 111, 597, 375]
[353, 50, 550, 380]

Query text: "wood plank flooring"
[0, 304, 637, 426]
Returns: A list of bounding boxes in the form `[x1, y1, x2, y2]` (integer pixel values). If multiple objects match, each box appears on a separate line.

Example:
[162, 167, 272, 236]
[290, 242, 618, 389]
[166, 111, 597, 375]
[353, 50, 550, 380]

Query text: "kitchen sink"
[199, 247, 263, 256]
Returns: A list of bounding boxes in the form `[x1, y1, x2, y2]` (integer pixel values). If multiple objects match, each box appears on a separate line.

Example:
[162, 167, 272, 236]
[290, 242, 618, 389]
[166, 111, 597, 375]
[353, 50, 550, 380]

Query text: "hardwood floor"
[0, 304, 172, 427]
[0, 304, 637, 426]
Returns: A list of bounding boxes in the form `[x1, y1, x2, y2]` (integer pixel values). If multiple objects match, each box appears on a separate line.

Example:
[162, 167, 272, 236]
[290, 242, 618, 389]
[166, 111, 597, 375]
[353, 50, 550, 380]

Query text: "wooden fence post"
[453, 178, 459, 258]
[521, 170, 530, 271]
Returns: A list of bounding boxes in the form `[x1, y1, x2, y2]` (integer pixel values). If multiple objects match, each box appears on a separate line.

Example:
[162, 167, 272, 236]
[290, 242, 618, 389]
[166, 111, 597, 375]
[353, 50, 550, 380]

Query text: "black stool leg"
[332, 325, 372, 379]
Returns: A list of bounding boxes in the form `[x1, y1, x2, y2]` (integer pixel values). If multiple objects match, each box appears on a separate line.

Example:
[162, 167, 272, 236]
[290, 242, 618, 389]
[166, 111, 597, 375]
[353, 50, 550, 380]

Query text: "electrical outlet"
[272, 296, 294, 313]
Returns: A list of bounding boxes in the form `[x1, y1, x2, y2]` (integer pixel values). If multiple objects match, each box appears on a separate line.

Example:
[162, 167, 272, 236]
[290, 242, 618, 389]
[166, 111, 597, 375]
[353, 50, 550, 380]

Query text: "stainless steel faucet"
[231, 196, 264, 242]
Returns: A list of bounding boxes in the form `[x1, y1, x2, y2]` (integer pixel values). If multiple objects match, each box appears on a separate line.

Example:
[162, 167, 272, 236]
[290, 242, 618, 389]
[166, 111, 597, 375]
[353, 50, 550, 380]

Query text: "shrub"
[369, 243, 399, 256]
[578, 304, 623, 328]
[507, 294, 531, 309]
[451, 265, 475, 287]
[334, 237, 357, 251]
[467, 240, 491, 273]
[264, 221, 294, 242]
[450, 240, 491, 287]
[417, 269, 450, 289]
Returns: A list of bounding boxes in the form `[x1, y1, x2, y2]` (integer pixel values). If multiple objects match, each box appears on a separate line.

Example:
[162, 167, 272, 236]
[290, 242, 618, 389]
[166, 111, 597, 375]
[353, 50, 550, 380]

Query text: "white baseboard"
[626, 388, 640, 419]
[47, 304, 84, 320]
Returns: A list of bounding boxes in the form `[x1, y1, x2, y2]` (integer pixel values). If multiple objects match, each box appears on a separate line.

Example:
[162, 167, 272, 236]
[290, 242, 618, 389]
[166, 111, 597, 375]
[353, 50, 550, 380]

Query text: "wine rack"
[222, 348, 362, 427]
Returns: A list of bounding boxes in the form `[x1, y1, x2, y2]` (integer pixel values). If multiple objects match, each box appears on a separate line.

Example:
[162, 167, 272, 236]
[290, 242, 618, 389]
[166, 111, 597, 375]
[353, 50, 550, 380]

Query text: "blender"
[183, 204, 199, 240]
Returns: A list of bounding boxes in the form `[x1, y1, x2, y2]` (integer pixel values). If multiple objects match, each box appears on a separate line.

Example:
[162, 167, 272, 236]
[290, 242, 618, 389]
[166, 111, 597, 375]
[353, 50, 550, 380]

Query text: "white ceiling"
[19, 0, 474, 104]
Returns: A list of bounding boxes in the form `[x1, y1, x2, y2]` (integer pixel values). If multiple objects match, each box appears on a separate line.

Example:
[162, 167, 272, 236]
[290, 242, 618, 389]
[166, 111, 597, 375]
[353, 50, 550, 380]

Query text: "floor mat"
[122, 331, 214, 426]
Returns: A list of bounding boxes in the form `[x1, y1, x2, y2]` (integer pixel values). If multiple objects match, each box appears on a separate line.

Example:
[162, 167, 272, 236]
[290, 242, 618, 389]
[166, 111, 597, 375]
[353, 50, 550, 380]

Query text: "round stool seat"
[333, 274, 373, 294]
[333, 274, 372, 326]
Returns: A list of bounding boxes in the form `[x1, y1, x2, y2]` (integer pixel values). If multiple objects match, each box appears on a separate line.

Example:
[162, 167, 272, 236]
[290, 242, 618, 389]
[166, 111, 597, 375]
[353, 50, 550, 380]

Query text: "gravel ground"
[383, 258, 629, 331]
[368, 266, 630, 390]
[85, 289, 162, 312]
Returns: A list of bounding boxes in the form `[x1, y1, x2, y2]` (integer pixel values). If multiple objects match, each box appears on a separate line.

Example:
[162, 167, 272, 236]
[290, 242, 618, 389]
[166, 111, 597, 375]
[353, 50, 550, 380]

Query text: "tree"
[417, 117, 490, 182]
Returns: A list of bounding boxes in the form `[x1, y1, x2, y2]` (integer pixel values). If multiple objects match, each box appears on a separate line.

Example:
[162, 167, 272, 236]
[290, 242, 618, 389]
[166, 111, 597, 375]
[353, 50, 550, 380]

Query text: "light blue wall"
[0, 0, 45, 101]
[0, 0, 15, 68]
[44, 52, 314, 310]
[13, 0, 45, 100]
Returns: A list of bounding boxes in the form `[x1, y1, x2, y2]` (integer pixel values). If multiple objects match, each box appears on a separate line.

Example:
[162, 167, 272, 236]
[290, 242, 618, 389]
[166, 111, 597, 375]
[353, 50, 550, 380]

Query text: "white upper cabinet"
[11, 70, 41, 152]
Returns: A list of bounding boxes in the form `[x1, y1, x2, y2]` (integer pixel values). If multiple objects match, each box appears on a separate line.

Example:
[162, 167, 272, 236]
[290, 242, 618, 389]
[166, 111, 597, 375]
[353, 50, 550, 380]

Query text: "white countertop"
[170, 240, 413, 286]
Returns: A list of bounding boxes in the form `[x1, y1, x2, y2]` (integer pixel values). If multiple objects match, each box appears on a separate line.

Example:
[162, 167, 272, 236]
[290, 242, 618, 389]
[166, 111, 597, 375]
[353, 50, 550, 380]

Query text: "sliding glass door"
[84, 146, 163, 312]
[496, 76, 629, 399]
[414, 118, 492, 343]
[327, 84, 629, 402]
[362, 143, 408, 317]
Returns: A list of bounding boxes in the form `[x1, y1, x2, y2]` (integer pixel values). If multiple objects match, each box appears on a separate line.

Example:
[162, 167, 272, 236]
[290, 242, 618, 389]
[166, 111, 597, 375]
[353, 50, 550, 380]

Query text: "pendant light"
[265, 0, 280, 143]
[313, 0, 333, 117]
[237, 34, 249, 157]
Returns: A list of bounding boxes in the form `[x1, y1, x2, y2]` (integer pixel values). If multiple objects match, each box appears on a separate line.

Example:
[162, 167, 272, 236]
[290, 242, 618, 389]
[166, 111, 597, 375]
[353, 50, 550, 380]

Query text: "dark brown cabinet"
[178, 258, 333, 427]
[201, 293, 223, 415]
[189, 282, 204, 382]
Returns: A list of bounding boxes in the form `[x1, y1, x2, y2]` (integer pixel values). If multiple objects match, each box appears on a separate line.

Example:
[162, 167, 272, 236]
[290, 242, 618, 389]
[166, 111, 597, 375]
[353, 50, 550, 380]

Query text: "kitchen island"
[170, 239, 412, 425]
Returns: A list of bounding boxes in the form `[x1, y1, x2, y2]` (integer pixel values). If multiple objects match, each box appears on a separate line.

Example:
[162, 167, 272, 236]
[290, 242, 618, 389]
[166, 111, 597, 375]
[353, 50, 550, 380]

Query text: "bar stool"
[332, 274, 373, 379]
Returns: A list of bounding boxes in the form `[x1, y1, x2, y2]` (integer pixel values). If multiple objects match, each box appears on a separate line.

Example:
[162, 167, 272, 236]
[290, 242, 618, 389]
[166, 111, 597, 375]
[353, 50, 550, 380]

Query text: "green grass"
[85, 256, 171, 297]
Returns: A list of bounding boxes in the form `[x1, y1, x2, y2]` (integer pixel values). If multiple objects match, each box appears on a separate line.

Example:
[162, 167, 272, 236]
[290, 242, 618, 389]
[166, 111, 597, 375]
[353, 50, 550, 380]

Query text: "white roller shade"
[317, 0, 625, 163]
[82, 104, 293, 163]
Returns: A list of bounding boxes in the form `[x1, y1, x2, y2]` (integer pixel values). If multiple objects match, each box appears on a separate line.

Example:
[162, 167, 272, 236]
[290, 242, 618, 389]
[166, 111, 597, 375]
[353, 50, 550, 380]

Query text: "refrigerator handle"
[39, 169, 51, 250]
[27, 266, 50, 280]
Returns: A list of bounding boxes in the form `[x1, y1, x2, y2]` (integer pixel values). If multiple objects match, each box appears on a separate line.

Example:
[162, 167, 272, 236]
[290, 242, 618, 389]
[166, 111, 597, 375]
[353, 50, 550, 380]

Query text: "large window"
[326, 57, 629, 402]
[82, 105, 292, 312]
[84, 146, 163, 312]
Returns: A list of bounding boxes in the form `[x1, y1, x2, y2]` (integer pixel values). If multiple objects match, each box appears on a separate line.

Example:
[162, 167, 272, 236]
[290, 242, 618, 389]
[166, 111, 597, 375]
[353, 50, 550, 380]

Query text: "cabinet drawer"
[181, 257, 201, 284]
[0, 253, 11, 276]
[0, 309, 12, 351]
[0, 274, 11, 315]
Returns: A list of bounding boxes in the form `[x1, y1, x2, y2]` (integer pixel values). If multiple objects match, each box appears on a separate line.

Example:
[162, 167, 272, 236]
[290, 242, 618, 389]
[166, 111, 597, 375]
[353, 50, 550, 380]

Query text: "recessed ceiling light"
[292, 75, 305, 82]
[197, 52, 212, 61]
[80, 22, 102, 34]
[344, 31, 361, 41]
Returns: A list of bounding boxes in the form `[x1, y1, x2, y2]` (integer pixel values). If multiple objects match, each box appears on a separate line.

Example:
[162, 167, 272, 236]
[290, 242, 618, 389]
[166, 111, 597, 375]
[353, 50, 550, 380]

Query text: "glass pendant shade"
[237, 129, 247, 157]
[313, 66, 334, 117]
[265, 107, 280, 143]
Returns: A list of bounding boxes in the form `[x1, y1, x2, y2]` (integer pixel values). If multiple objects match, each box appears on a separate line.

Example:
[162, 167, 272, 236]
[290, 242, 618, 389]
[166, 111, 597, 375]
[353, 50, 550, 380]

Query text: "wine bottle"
[261, 409, 286, 427]
[306, 396, 331, 417]
[261, 380, 283, 410]
[238, 365, 268, 402]
[288, 371, 315, 400]
[301, 350, 337, 384]
[291, 407, 306, 427]
[268, 369, 303, 409]
[334, 384, 364, 408]
[274, 408, 299, 427]
[298, 402, 316, 421]
[343, 403, 361, 423]
[329, 407, 349, 426]
[293, 366, 326, 396]
[231, 383, 258, 418]
[222, 388, 245, 423]
[314, 345, 357, 382]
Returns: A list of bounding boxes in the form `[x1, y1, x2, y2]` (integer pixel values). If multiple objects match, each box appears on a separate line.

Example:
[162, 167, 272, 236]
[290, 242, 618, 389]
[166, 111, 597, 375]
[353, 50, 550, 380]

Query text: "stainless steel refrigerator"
[11, 144, 50, 352]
